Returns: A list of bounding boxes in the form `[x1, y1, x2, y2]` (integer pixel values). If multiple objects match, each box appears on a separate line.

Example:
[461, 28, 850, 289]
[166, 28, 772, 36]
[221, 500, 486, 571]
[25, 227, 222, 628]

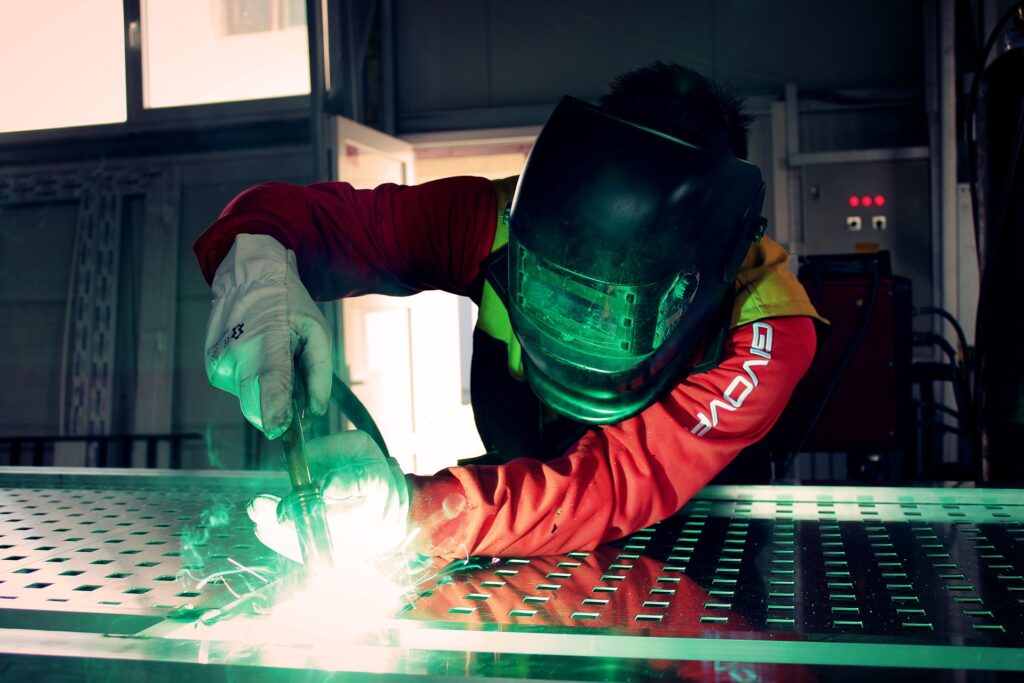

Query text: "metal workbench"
[0, 467, 1022, 681]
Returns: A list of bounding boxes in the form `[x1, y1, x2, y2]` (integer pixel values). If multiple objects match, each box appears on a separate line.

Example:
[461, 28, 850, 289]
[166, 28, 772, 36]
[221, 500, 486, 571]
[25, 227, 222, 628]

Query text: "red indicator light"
[874, 195, 886, 207]
[848, 196, 860, 207]
[861, 195, 873, 207]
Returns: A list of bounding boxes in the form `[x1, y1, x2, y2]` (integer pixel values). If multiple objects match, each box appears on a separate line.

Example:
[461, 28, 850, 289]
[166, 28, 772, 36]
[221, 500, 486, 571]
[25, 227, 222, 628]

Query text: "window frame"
[0, 0, 312, 147]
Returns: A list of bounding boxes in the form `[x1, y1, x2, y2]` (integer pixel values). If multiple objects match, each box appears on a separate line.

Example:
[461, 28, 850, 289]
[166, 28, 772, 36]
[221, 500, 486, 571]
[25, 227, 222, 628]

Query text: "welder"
[195, 62, 822, 560]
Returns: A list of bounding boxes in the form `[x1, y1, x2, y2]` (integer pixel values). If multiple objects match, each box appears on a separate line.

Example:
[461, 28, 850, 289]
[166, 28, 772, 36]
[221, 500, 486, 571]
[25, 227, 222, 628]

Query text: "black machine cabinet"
[797, 272, 914, 453]
[766, 253, 915, 479]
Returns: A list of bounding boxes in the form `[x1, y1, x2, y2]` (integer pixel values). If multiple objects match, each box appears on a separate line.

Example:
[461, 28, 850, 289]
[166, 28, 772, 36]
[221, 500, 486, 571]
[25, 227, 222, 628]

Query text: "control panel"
[801, 159, 932, 311]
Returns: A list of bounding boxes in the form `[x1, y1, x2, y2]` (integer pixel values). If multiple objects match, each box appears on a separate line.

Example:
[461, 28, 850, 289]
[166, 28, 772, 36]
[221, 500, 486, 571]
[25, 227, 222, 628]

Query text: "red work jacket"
[194, 177, 817, 558]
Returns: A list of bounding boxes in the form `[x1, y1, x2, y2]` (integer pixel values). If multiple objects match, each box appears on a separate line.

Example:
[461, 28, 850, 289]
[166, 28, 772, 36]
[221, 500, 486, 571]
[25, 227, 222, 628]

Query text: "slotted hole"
[699, 615, 727, 624]
[154, 575, 176, 582]
[448, 606, 476, 615]
[571, 611, 599, 620]
[74, 585, 101, 592]
[90, 559, 113, 565]
[13, 568, 38, 574]
[123, 587, 150, 595]
[135, 561, 159, 567]
[509, 609, 536, 618]
[26, 582, 52, 589]
[635, 613, 664, 622]
[176, 591, 201, 598]
[106, 572, 131, 579]
[523, 596, 548, 604]
[59, 570, 84, 576]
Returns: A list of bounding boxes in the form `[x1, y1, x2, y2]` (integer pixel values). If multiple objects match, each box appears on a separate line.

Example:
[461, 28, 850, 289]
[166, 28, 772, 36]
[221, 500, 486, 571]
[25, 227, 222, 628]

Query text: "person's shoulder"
[492, 176, 520, 203]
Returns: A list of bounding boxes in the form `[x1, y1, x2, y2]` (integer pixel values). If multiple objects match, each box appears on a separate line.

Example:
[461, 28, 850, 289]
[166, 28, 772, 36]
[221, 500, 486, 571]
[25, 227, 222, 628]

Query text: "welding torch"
[279, 372, 335, 576]
[276, 365, 392, 576]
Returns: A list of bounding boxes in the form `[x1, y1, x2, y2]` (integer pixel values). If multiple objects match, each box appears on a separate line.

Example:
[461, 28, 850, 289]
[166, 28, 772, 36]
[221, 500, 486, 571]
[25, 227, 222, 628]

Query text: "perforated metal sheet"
[0, 469, 285, 621]
[1, 470, 1023, 679]
[403, 486, 1024, 654]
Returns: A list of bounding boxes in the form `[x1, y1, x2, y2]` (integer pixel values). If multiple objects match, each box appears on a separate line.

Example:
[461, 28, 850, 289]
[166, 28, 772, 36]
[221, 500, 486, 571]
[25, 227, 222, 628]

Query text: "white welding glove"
[247, 431, 410, 565]
[205, 234, 332, 439]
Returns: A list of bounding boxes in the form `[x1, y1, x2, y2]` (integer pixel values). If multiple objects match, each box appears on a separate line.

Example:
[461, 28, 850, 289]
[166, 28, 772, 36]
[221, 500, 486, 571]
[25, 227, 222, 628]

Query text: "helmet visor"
[510, 233, 700, 378]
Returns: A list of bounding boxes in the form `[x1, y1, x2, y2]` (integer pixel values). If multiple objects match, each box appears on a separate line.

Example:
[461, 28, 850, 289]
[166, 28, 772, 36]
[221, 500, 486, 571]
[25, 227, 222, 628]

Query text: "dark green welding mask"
[499, 96, 767, 424]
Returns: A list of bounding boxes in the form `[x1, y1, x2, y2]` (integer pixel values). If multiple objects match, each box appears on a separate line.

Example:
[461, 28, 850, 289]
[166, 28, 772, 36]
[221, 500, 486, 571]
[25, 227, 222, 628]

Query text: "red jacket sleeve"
[192, 177, 498, 300]
[409, 315, 816, 558]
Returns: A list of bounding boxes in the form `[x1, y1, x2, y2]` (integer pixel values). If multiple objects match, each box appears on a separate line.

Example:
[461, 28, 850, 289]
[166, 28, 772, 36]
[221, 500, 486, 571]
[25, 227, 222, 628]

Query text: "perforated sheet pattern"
[3, 470, 1024, 676]
[405, 486, 1024, 650]
[0, 470, 284, 618]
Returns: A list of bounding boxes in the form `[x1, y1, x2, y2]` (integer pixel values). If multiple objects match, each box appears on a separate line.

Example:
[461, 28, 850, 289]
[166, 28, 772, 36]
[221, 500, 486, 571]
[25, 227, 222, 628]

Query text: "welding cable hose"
[330, 374, 390, 459]
[204, 234, 333, 440]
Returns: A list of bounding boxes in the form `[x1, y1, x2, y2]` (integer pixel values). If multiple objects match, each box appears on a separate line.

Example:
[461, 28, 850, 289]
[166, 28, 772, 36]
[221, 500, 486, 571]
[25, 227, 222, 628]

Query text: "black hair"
[599, 62, 752, 159]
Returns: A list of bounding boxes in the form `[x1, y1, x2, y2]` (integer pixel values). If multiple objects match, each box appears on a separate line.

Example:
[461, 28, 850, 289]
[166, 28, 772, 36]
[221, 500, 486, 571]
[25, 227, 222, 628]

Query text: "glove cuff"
[212, 233, 299, 296]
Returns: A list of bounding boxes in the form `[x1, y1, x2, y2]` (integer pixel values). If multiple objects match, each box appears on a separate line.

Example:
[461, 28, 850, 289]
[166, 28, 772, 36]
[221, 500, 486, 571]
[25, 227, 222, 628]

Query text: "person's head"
[500, 63, 767, 424]
[598, 61, 753, 159]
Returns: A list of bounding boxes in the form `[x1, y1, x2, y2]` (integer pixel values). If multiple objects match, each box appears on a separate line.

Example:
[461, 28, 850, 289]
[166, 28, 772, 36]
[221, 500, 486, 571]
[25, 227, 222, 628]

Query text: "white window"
[141, 0, 310, 109]
[0, 1, 127, 133]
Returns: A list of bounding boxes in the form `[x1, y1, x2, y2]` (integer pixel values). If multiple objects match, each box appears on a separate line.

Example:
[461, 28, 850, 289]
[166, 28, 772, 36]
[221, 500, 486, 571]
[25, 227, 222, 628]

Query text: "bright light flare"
[182, 526, 432, 647]
[256, 562, 411, 641]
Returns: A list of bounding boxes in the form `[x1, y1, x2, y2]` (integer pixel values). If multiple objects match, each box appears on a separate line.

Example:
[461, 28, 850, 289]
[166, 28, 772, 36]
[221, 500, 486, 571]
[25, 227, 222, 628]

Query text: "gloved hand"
[247, 431, 410, 565]
[204, 234, 332, 439]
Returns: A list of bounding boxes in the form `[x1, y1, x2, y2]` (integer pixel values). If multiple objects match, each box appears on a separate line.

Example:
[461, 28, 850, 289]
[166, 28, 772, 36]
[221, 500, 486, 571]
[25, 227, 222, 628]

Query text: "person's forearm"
[409, 316, 817, 558]
[193, 177, 499, 300]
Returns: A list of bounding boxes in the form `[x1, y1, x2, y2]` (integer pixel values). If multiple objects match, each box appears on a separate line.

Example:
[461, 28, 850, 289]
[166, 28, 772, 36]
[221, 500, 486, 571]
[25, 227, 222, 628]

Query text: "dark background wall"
[394, 0, 924, 136]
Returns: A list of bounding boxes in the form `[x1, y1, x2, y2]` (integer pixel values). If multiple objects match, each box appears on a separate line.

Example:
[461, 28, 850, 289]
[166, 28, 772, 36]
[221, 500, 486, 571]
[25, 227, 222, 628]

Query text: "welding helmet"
[504, 96, 767, 424]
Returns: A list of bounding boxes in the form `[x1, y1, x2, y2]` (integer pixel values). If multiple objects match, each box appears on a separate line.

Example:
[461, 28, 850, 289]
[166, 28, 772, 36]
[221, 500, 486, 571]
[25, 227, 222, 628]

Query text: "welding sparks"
[175, 511, 492, 648]
[175, 457, 475, 644]
[185, 529, 432, 643]
[228, 557, 271, 583]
